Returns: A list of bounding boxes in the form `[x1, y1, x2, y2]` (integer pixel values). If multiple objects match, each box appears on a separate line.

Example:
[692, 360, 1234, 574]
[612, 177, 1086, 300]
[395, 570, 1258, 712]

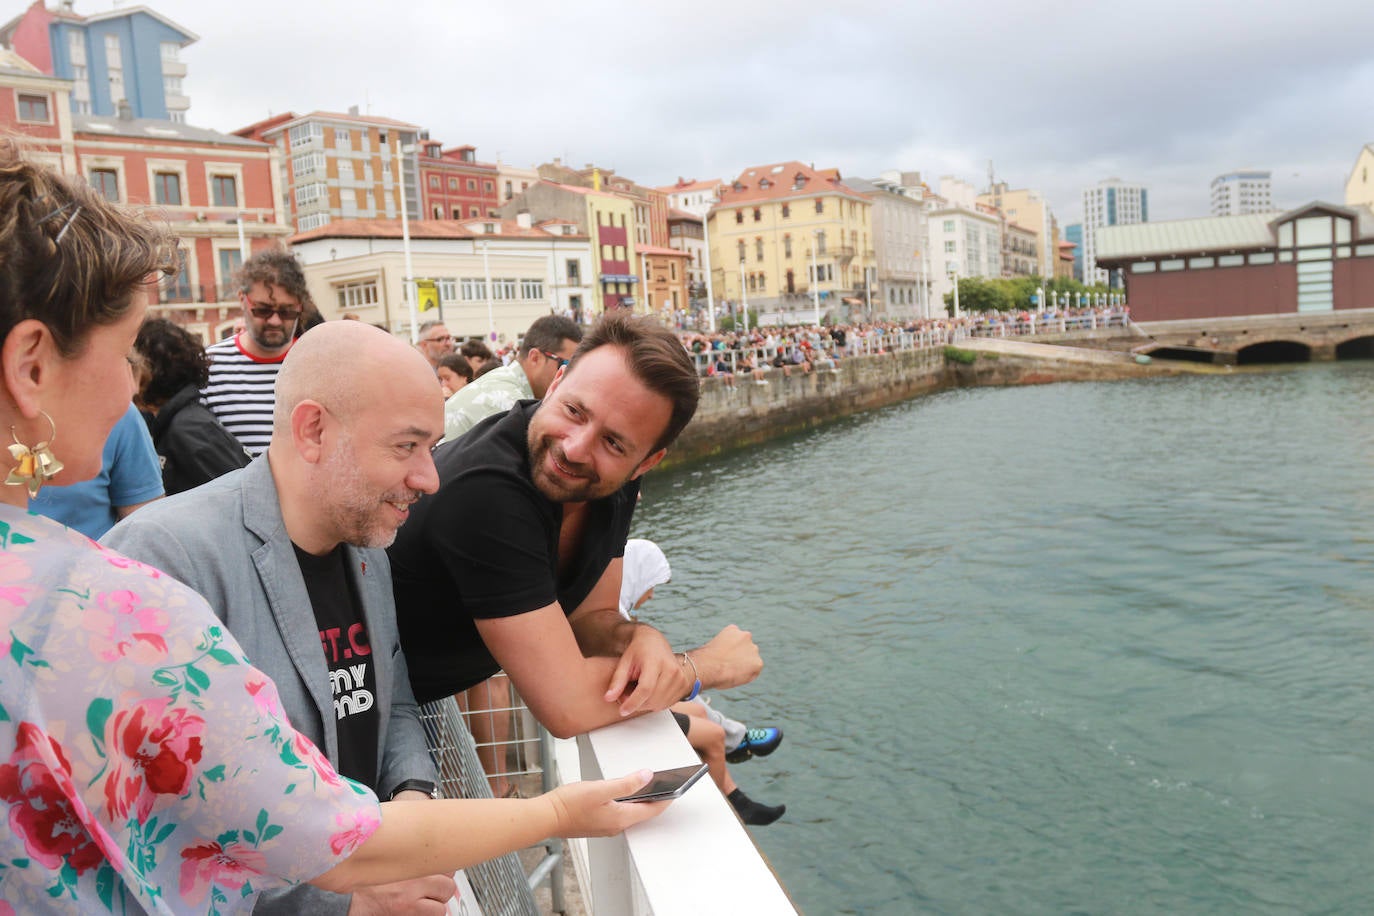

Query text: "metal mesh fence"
[419, 694, 541, 916]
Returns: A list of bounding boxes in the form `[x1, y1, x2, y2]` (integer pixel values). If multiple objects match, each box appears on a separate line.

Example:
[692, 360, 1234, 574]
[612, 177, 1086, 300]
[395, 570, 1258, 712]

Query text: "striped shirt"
[201, 334, 289, 457]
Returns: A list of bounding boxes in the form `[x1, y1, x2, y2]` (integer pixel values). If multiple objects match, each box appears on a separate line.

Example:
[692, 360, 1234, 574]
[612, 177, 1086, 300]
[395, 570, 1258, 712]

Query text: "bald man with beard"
[105, 321, 457, 915]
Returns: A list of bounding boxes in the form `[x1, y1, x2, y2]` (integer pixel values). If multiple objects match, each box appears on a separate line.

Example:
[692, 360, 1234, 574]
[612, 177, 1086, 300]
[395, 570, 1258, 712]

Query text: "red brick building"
[1, 52, 289, 340]
[416, 141, 499, 220]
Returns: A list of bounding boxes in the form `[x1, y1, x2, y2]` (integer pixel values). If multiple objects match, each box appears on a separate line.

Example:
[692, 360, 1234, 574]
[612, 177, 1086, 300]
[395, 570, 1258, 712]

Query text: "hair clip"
[37, 200, 80, 244]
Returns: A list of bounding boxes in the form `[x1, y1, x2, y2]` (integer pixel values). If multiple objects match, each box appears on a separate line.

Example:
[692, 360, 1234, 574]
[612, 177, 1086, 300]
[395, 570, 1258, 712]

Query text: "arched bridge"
[1122, 310, 1374, 365]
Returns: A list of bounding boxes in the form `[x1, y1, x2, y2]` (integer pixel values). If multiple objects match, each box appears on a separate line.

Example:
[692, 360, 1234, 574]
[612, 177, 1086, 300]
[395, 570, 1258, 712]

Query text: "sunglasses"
[242, 294, 301, 322]
[542, 350, 570, 368]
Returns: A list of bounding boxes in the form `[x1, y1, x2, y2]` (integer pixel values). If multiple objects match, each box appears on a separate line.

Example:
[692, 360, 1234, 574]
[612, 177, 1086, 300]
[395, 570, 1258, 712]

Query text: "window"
[737, 240, 746, 262]
[335, 127, 352, 149]
[89, 169, 119, 202]
[160, 41, 179, 61]
[428, 175, 439, 188]
[448, 178, 458, 190]
[335, 279, 379, 309]
[670, 262, 677, 281]
[816, 231, 826, 254]
[735, 210, 743, 224]
[753, 208, 761, 222]
[292, 151, 325, 178]
[211, 175, 237, 208]
[783, 235, 792, 258]
[944, 241, 956, 253]
[566, 259, 581, 284]
[484, 181, 493, 192]
[289, 123, 323, 146]
[755, 238, 764, 262]
[154, 172, 181, 206]
[815, 199, 824, 214]
[17, 93, 49, 122]
[297, 212, 331, 231]
[452, 207, 461, 219]
[163, 75, 182, 96]
[521, 279, 544, 299]
[781, 203, 790, 218]
[438, 278, 459, 303]
[504, 180, 513, 199]
[470, 207, 479, 217]
[294, 182, 327, 206]
[943, 219, 955, 232]
[218, 249, 242, 296]
[467, 179, 477, 190]
[493, 278, 517, 300]
[461, 278, 487, 300]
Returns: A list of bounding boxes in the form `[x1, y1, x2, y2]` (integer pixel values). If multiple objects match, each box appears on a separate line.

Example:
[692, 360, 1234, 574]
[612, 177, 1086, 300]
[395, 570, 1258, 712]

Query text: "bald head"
[274, 321, 436, 432]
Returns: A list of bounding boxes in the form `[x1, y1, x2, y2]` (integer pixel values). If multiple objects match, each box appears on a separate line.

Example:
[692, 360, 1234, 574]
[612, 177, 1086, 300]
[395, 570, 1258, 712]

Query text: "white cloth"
[618, 538, 671, 618]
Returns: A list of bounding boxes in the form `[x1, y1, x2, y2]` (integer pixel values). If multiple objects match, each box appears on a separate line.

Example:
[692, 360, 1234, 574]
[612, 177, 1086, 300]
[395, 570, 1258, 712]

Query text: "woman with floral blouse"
[0, 146, 665, 914]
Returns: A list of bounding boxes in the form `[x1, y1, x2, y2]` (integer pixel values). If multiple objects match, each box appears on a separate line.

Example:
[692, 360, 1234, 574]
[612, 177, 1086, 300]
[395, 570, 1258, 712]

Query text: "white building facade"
[290, 218, 593, 343]
[854, 174, 930, 319]
[1081, 178, 1149, 286]
[1210, 170, 1272, 216]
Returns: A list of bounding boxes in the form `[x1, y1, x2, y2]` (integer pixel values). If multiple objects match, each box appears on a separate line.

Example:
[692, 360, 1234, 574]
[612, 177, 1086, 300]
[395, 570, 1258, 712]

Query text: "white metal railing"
[553, 713, 796, 916]
[689, 310, 1133, 377]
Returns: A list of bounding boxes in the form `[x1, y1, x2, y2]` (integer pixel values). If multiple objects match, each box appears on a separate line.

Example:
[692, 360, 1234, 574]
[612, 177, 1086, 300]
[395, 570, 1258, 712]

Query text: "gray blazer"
[104, 455, 437, 914]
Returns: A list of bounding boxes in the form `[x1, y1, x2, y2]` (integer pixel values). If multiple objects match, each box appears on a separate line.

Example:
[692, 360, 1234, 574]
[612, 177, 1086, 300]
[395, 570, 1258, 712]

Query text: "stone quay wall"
[665, 339, 1208, 469]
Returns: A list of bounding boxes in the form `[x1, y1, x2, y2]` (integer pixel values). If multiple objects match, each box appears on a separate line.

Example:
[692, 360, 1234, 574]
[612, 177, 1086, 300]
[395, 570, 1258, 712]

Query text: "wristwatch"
[389, 779, 441, 800]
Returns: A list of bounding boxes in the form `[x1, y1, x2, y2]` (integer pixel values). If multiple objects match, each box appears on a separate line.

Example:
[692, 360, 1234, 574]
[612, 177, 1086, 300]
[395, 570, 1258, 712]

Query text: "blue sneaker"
[726, 726, 783, 763]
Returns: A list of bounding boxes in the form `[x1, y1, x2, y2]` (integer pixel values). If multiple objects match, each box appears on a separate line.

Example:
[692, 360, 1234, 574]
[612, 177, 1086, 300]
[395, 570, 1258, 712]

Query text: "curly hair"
[0, 141, 176, 356]
[135, 318, 211, 407]
[234, 247, 311, 307]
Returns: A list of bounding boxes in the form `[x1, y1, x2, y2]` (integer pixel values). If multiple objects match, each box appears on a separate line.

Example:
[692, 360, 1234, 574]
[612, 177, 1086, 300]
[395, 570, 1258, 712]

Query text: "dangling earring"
[7, 411, 64, 497]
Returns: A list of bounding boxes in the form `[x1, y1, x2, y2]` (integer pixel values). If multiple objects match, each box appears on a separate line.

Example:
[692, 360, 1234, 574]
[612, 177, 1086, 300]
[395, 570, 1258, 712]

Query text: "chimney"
[116, 100, 133, 121]
[348, 104, 360, 116]
[516, 209, 532, 229]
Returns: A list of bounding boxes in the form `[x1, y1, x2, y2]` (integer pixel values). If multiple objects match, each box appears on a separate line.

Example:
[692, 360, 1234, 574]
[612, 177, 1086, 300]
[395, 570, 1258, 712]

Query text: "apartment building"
[416, 141, 499, 220]
[708, 161, 874, 322]
[0, 52, 288, 339]
[977, 182, 1056, 280]
[1211, 170, 1273, 216]
[657, 176, 721, 219]
[1081, 178, 1148, 286]
[236, 108, 421, 234]
[1, 0, 195, 121]
[850, 174, 928, 318]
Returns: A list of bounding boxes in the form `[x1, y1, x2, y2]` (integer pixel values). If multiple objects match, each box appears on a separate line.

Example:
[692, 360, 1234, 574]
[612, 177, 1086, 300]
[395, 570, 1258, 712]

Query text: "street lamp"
[949, 267, 961, 319]
[810, 231, 821, 326]
[738, 260, 749, 335]
[397, 139, 418, 342]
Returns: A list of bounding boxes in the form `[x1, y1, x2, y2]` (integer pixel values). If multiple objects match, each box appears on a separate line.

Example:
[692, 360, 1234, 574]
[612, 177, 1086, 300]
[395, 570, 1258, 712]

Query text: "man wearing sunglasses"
[441, 314, 582, 442]
[202, 250, 309, 456]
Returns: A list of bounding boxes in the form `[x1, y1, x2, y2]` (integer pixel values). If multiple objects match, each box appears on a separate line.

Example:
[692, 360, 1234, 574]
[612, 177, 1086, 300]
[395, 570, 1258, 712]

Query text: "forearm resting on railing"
[311, 775, 663, 894]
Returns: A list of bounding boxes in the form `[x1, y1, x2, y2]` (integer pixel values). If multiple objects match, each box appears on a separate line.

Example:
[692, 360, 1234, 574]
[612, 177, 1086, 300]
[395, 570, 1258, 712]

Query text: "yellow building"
[707, 161, 874, 322]
[1344, 144, 1374, 212]
[977, 182, 1055, 279]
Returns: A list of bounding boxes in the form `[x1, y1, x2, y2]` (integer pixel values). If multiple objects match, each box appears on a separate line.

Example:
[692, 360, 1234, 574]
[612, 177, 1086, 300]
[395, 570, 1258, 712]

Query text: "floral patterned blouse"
[0, 505, 382, 914]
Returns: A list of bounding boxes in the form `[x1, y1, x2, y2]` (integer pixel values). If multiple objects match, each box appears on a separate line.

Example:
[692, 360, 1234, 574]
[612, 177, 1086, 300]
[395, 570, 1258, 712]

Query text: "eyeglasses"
[422, 334, 454, 344]
[542, 350, 570, 368]
[242, 295, 301, 322]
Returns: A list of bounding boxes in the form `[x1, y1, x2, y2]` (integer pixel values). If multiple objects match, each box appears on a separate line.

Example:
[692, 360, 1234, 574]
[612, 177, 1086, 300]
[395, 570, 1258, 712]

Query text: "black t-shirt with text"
[293, 542, 380, 787]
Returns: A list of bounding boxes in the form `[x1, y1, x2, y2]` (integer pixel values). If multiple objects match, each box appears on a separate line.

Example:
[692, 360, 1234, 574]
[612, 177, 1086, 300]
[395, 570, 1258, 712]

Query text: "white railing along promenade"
[551, 713, 797, 915]
[690, 310, 1133, 376]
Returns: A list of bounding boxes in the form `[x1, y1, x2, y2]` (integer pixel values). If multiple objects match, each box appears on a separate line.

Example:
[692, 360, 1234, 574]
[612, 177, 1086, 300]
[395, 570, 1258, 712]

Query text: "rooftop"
[290, 217, 587, 245]
[75, 113, 266, 147]
[714, 161, 870, 208]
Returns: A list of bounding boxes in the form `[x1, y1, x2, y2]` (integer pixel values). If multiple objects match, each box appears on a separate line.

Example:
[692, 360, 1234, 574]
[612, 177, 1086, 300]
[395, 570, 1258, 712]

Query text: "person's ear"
[631, 448, 667, 480]
[1, 319, 57, 421]
[291, 400, 329, 464]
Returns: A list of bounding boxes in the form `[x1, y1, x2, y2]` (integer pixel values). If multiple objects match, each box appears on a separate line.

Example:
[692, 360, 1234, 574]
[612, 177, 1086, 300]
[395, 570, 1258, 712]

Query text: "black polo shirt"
[389, 400, 638, 704]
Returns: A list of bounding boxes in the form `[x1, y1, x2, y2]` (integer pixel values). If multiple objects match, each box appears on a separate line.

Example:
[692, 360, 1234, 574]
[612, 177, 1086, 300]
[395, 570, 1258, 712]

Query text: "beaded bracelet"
[679, 652, 702, 702]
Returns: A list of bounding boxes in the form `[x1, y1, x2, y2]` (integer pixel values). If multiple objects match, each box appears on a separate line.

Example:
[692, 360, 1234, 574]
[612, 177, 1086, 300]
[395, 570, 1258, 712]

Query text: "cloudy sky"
[138, 0, 1374, 225]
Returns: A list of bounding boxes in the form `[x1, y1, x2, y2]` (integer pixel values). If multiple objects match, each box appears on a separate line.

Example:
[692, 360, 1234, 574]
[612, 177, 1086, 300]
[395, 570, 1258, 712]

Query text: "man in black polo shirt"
[390, 313, 763, 739]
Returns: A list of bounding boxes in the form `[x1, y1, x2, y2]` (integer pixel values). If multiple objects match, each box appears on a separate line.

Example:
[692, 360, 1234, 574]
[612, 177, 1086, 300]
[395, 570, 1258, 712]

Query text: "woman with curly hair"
[134, 317, 249, 494]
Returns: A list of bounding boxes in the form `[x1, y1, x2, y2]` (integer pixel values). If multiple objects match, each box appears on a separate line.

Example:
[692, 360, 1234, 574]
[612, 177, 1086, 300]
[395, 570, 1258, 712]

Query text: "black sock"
[727, 788, 786, 826]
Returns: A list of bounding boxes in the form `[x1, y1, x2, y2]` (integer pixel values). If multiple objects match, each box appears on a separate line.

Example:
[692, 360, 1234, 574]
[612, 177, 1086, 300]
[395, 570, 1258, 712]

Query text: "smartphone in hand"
[614, 763, 709, 803]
